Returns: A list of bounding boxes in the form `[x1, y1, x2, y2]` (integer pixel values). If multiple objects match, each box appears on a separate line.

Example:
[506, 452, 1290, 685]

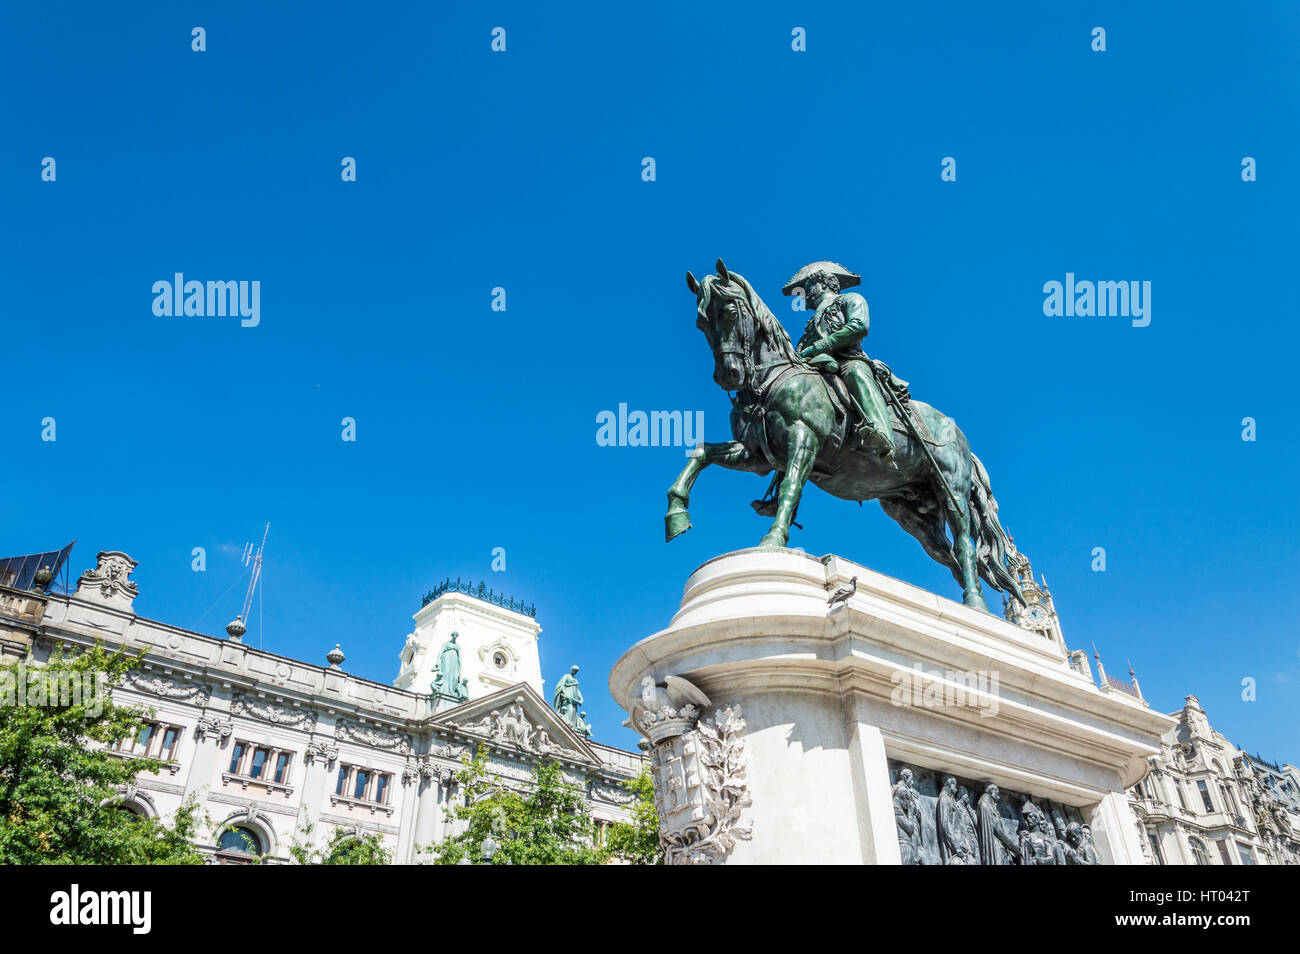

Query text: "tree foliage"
[0, 645, 205, 864]
[606, 765, 662, 865]
[289, 821, 392, 865]
[429, 745, 608, 865]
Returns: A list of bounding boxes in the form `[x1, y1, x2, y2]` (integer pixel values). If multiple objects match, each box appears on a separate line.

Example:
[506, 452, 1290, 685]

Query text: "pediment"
[430, 682, 599, 766]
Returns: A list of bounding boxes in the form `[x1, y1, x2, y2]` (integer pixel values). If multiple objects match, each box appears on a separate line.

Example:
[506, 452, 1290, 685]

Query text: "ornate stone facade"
[1127, 695, 1299, 865]
[21, 550, 644, 864]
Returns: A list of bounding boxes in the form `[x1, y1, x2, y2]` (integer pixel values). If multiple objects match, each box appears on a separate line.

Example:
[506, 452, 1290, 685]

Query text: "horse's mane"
[697, 271, 802, 364]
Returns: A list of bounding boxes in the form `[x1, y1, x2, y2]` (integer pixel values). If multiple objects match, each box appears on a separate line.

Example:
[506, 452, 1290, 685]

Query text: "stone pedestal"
[610, 549, 1175, 865]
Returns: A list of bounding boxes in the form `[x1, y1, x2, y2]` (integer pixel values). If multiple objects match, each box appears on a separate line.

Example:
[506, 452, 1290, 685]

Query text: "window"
[1174, 784, 1188, 811]
[249, 748, 268, 780]
[227, 742, 294, 786]
[1215, 840, 1232, 865]
[1189, 837, 1210, 865]
[1197, 780, 1214, 813]
[334, 765, 392, 805]
[1237, 843, 1255, 865]
[229, 742, 246, 774]
[117, 720, 183, 761]
[217, 827, 261, 856]
[160, 726, 180, 760]
[1223, 785, 1239, 816]
[1148, 833, 1163, 864]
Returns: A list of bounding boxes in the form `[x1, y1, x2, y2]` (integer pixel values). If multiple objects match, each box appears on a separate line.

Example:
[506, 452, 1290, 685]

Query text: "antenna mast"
[240, 527, 267, 623]
[225, 523, 268, 643]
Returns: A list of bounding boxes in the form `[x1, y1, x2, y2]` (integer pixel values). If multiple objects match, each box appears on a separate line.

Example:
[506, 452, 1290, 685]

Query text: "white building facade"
[1127, 694, 1300, 866]
[21, 551, 644, 864]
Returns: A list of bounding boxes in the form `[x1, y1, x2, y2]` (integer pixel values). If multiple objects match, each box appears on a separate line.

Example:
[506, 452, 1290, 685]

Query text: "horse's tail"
[968, 453, 1024, 604]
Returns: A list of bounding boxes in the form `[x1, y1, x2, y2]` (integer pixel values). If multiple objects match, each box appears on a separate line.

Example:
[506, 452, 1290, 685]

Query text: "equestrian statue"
[665, 259, 1025, 613]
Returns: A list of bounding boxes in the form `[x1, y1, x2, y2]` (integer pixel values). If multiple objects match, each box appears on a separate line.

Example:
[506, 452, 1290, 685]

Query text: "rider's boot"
[842, 363, 897, 470]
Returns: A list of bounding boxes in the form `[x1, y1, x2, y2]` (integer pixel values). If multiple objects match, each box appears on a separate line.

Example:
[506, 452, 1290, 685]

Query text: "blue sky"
[3, 2, 1298, 758]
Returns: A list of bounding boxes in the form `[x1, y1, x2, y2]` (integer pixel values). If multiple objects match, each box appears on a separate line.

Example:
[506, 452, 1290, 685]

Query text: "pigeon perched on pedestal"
[827, 576, 858, 609]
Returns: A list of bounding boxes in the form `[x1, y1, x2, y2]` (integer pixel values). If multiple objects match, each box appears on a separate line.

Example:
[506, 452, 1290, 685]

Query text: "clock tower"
[1002, 536, 1067, 653]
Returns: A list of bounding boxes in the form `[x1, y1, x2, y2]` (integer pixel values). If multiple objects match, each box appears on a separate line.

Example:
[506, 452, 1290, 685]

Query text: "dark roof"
[0, 540, 75, 592]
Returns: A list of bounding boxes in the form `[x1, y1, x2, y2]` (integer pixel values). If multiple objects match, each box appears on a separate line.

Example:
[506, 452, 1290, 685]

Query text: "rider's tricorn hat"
[782, 261, 861, 296]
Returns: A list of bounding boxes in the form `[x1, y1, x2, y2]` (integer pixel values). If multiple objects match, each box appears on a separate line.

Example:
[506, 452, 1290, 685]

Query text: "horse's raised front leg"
[758, 422, 819, 549]
[666, 441, 767, 541]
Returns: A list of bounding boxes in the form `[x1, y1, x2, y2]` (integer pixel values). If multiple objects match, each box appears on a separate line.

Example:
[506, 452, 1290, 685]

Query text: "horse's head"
[687, 259, 760, 391]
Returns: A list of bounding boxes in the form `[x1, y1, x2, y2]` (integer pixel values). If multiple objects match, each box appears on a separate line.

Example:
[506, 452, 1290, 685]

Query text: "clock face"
[1024, 604, 1048, 625]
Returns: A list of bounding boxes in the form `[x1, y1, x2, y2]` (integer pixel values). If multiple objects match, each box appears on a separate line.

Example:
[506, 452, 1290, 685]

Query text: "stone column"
[299, 741, 338, 855]
[1090, 790, 1149, 864]
[844, 699, 903, 864]
[409, 772, 446, 863]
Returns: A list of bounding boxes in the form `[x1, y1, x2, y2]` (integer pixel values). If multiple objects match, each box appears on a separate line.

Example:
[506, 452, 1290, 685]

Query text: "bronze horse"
[665, 260, 1023, 612]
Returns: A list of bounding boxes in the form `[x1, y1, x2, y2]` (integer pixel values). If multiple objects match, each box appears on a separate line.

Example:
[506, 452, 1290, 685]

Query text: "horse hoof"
[665, 511, 692, 542]
[964, 593, 992, 614]
[758, 533, 786, 549]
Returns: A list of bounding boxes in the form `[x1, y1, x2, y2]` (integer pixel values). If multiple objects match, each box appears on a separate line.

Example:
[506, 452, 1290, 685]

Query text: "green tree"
[429, 745, 608, 865]
[606, 765, 662, 865]
[0, 645, 205, 864]
[288, 820, 392, 865]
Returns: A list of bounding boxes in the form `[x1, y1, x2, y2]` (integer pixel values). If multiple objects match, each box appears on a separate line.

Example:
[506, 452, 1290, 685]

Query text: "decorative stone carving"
[893, 769, 924, 864]
[124, 670, 211, 706]
[196, 714, 233, 741]
[75, 551, 139, 606]
[655, 703, 752, 865]
[889, 761, 1093, 866]
[335, 719, 413, 755]
[231, 692, 317, 730]
[402, 756, 456, 787]
[429, 742, 466, 760]
[460, 698, 583, 758]
[588, 778, 636, 806]
[304, 741, 340, 765]
[630, 675, 752, 865]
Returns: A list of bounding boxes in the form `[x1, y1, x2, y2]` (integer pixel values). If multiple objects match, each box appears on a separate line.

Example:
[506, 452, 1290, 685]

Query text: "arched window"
[1189, 837, 1210, 865]
[217, 826, 262, 856]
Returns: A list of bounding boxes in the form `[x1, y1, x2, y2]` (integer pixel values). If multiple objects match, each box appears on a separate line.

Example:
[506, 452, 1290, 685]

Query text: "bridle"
[712, 296, 810, 404]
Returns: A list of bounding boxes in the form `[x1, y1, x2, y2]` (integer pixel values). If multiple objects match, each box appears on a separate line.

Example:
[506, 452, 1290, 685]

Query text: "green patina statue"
[431, 632, 468, 704]
[552, 665, 590, 737]
[667, 259, 1025, 613]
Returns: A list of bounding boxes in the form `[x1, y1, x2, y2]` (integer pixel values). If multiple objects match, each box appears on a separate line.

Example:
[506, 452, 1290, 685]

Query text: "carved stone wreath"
[654, 704, 753, 865]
